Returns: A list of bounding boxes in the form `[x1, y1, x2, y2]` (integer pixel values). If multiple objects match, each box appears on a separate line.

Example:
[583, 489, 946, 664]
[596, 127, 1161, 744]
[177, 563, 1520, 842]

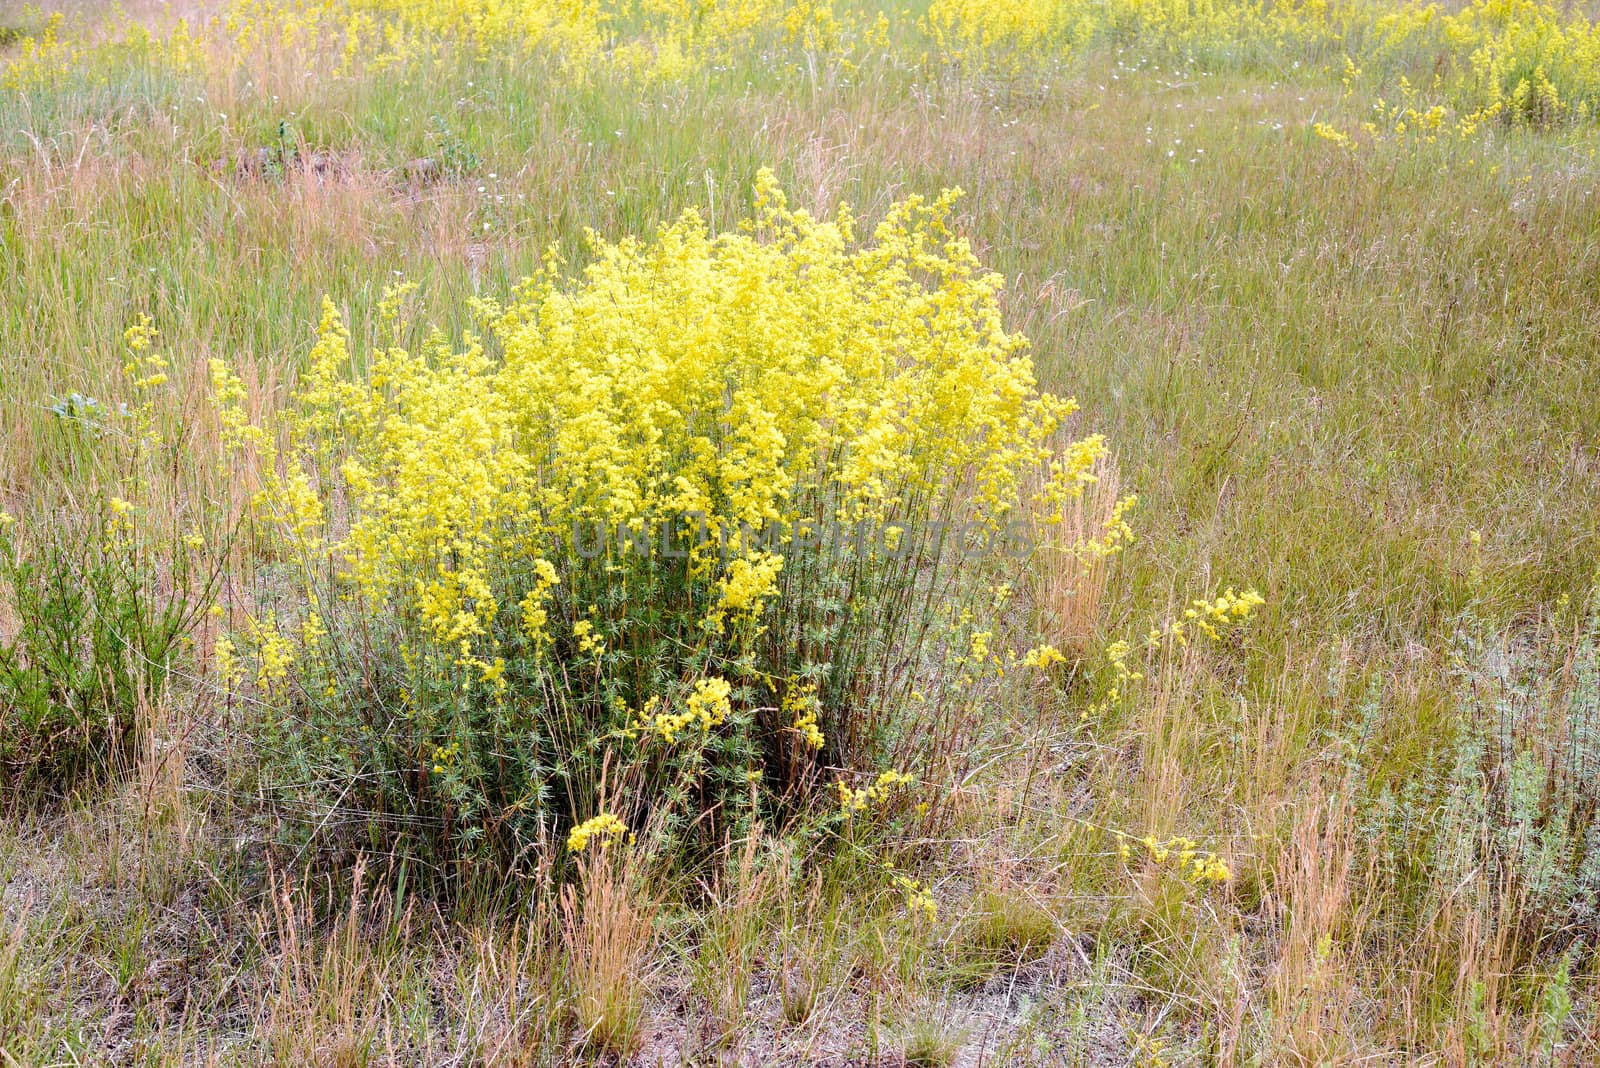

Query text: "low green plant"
[947, 884, 1058, 985]
[901, 1012, 964, 1068]
[1351, 579, 1600, 985]
[0, 500, 203, 799]
[0, 320, 213, 799]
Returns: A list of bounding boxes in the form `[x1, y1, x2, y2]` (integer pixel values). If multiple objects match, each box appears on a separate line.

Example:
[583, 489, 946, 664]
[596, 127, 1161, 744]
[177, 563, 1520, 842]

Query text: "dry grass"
[255, 860, 406, 1065]
[1035, 449, 1123, 663]
[561, 852, 656, 1058]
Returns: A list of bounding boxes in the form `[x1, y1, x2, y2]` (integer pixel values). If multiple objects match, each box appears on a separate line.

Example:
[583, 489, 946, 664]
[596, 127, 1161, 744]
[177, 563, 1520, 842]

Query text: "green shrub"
[0, 505, 198, 796]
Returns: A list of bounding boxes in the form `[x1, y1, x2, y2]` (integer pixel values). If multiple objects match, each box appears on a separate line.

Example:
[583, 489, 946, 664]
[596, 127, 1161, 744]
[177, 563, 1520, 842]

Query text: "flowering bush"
[216, 171, 1107, 883]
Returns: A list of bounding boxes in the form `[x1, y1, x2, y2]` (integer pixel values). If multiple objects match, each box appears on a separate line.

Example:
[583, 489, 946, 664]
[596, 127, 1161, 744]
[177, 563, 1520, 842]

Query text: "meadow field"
[2, 0, 1600, 1063]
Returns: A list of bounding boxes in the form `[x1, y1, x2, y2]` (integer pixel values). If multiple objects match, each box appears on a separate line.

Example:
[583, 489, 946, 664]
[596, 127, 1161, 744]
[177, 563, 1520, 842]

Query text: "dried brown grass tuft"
[561, 848, 656, 1058]
[1034, 448, 1122, 663]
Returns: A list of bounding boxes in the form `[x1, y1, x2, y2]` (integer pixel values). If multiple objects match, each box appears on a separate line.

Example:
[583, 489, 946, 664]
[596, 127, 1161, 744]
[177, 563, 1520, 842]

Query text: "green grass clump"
[946, 886, 1058, 986]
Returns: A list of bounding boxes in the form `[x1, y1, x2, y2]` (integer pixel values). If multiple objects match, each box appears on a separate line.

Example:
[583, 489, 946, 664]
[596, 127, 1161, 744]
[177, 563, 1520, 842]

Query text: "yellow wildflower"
[567, 812, 628, 852]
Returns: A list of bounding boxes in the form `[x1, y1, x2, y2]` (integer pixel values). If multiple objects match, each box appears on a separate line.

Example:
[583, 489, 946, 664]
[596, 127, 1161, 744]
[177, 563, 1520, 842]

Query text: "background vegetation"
[2, 0, 1599, 1063]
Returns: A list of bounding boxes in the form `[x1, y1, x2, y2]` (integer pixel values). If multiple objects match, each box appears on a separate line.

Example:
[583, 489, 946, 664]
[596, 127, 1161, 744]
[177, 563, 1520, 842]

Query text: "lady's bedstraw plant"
[0, 320, 214, 795]
[214, 171, 1110, 885]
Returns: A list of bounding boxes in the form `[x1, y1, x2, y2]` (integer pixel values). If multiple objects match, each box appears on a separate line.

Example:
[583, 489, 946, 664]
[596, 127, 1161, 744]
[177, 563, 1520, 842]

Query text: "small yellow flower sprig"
[571, 617, 605, 656]
[106, 495, 137, 540]
[122, 315, 168, 392]
[1080, 493, 1139, 558]
[516, 558, 560, 654]
[871, 857, 938, 921]
[989, 642, 1070, 685]
[687, 676, 732, 726]
[567, 812, 629, 853]
[1197, 587, 1265, 639]
[1020, 643, 1068, 670]
[245, 616, 295, 694]
[120, 314, 171, 472]
[213, 633, 240, 693]
[1148, 587, 1266, 648]
[784, 680, 825, 750]
[1080, 638, 1143, 723]
[1115, 831, 1232, 884]
[209, 358, 274, 462]
[429, 741, 461, 775]
[1313, 121, 1355, 149]
[1078, 587, 1264, 723]
[837, 769, 916, 815]
[706, 549, 784, 634]
[793, 710, 825, 750]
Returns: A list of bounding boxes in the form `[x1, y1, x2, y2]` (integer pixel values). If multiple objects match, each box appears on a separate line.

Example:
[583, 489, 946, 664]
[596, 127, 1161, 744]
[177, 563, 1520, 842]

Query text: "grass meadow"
[3, 0, 1600, 1063]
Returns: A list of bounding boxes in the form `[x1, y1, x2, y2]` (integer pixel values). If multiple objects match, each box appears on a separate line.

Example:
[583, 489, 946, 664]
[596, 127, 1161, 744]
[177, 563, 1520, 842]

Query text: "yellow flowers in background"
[10, 0, 1599, 134]
[3, 0, 865, 91]
[926, 0, 1600, 132]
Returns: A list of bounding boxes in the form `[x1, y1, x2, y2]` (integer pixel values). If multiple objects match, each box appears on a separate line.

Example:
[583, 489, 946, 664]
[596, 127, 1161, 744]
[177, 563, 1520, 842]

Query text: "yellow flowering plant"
[215, 171, 1106, 883]
[0, 321, 219, 795]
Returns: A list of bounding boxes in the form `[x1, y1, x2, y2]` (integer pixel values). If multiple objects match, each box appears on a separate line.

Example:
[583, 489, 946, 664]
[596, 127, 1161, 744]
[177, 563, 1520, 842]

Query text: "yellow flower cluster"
[792, 709, 825, 750]
[1093, 638, 1143, 717]
[1080, 494, 1138, 559]
[246, 617, 296, 694]
[571, 619, 604, 656]
[1080, 587, 1265, 722]
[566, 812, 628, 852]
[121, 317, 169, 393]
[1180, 587, 1266, 644]
[1, 12, 202, 91]
[516, 558, 560, 653]
[685, 677, 732, 729]
[1143, 586, 1265, 649]
[1021, 643, 1068, 670]
[893, 872, 938, 921]
[838, 770, 916, 815]
[631, 676, 733, 744]
[213, 633, 240, 691]
[430, 740, 461, 774]
[1116, 831, 1232, 884]
[218, 170, 1080, 689]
